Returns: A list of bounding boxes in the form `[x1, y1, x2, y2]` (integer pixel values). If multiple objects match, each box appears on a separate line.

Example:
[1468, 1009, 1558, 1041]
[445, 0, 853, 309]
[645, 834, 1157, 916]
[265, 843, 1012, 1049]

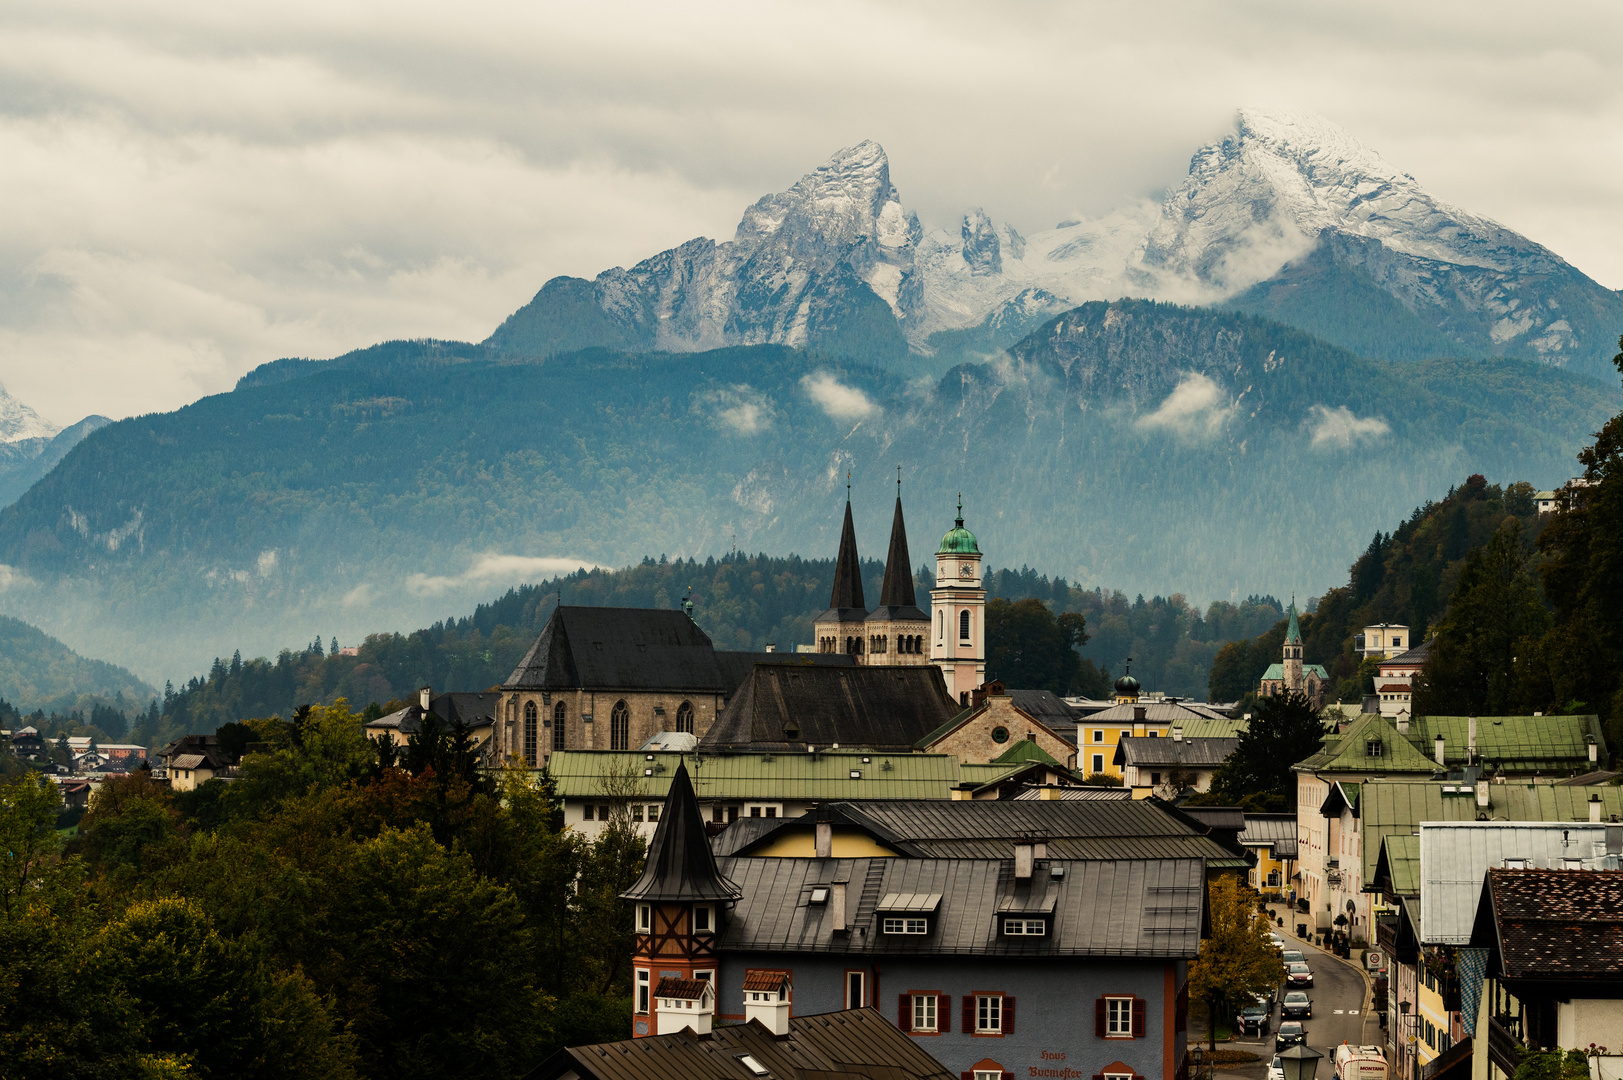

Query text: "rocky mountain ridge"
[489, 108, 1623, 376]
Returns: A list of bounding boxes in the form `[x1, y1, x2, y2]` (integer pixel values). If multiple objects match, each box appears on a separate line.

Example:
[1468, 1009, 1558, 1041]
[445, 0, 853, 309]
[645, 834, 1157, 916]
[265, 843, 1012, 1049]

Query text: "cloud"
[0, 563, 33, 592]
[801, 372, 879, 422]
[697, 384, 774, 435]
[405, 553, 602, 596]
[1307, 405, 1391, 449]
[1135, 372, 1233, 439]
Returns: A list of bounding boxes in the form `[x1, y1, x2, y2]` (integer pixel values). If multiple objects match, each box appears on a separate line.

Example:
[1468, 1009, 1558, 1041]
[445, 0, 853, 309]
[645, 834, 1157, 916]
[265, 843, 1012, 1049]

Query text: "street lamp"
[1278, 1043, 1323, 1080]
[1189, 1044, 1204, 1080]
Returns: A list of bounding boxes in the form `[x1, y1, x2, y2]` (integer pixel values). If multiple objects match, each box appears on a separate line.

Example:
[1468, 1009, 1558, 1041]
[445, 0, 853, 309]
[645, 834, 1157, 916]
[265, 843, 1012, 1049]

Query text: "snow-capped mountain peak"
[0, 383, 60, 444]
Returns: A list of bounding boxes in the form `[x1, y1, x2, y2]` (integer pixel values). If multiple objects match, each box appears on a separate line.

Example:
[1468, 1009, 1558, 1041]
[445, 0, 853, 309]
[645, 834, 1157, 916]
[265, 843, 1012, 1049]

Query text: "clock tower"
[931, 496, 985, 705]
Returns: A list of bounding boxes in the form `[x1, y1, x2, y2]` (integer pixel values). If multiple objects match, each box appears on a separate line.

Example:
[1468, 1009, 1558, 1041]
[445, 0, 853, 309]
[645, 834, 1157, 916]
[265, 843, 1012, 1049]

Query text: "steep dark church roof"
[504, 606, 726, 691]
[700, 664, 957, 751]
[713, 651, 856, 696]
[820, 500, 868, 622]
[869, 495, 927, 622]
[621, 761, 742, 903]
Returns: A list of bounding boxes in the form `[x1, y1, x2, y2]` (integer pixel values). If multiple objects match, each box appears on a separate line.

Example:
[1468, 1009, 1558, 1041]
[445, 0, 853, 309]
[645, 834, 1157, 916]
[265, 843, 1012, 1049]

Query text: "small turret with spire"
[1282, 597, 1304, 691]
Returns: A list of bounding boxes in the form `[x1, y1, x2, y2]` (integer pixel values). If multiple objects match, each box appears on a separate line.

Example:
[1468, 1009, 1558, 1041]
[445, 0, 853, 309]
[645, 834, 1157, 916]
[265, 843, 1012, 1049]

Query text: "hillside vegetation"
[0, 615, 156, 715]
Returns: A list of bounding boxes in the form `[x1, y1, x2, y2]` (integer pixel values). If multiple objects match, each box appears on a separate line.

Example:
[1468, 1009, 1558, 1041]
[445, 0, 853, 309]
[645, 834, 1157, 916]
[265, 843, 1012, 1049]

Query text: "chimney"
[1475, 780, 1490, 810]
[1434, 734, 1446, 766]
[1014, 842, 1034, 880]
[765, 643, 776, 653]
[1588, 735, 1599, 765]
[743, 974, 791, 1037]
[972, 684, 989, 708]
[830, 882, 847, 933]
[655, 980, 715, 1037]
[419, 686, 432, 711]
[1172, 726, 1184, 742]
[1591, 794, 1604, 824]
[1134, 706, 1146, 723]
[1468, 715, 1478, 761]
[1396, 712, 1409, 734]
[815, 822, 832, 859]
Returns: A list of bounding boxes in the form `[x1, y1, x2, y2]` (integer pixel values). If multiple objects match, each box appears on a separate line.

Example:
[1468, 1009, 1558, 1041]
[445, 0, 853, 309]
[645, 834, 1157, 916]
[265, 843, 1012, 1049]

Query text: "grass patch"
[1209, 1050, 1261, 1066]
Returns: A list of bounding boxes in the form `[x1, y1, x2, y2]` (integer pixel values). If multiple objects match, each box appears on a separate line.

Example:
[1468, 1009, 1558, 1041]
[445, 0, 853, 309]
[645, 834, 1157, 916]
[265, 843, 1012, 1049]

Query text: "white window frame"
[1092, 754, 1105, 773]
[1103, 1073, 1135, 1080]
[974, 1072, 1003, 1080]
[695, 969, 714, 984]
[647, 803, 660, 822]
[1105, 995, 1134, 1037]
[846, 970, 866, 1009]
[976, 993, 1003, 1033]
[636, 904, 651, 932]
[883, 916, 928, 934]
[912, 993, 938, 1032]
[1004, 918, 1046, 936]
[693, 904, 714, 933]
[636, 969, 650, 1014]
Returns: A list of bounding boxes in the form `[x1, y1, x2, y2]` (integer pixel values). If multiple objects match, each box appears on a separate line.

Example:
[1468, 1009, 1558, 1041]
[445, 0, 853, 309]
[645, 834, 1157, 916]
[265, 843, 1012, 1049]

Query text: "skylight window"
[809, 887, 829, 905]
[738, 1054, 770, 1076]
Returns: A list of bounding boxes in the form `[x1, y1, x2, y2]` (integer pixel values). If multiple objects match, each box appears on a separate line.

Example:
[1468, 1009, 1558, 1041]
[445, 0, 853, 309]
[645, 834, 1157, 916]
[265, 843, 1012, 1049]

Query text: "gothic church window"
[611, 700, 630, 750]
[553, 701, 567, 751]
[524, 702, 538, 765]
[676, 701, 694, 734]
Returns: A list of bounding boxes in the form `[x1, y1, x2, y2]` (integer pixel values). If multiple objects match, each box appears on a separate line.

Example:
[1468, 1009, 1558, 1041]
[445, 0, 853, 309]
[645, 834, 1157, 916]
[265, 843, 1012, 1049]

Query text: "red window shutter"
[961, 1074, 973, 1080]
[1004, 996, 1016, 1035]
[962, 996, 974, 1033]
[1132, 997, 1147, 1038]
[1095, 997, 1106, 1038]
[1003, 1074, 1014, 1080]
[899, 994, 911, 1032]
[939, 995, 951, 1032]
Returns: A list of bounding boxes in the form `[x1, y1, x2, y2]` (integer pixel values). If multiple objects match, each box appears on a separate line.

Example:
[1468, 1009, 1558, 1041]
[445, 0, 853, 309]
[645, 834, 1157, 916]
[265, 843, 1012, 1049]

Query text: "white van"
[1334, 1043, 1387, 1080]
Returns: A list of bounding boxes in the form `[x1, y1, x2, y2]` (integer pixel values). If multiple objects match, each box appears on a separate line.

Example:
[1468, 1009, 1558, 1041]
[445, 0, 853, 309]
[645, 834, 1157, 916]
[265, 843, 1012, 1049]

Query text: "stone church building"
[1256, 600, 1328, 709]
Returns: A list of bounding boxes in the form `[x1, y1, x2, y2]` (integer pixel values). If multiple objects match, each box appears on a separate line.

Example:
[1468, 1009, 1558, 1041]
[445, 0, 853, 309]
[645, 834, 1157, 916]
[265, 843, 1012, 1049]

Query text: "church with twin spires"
[811, 486, 986, 705]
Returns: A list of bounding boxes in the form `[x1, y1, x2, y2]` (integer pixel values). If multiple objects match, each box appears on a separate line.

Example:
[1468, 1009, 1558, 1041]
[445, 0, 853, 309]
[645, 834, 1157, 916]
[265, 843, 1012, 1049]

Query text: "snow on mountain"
[0, 383, 59, 444]
[490, 111, 1620, 372]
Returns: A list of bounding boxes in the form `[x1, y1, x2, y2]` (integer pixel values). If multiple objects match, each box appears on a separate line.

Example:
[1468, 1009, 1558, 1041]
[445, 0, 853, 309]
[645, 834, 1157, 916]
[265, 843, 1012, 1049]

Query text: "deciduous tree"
[1188, 877, 1281, 1049]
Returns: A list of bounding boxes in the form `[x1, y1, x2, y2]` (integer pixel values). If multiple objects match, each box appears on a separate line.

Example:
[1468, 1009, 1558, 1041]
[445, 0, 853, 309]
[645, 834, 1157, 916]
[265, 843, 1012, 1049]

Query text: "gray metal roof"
[1011, 785, 1134, 801]
[875, 892, 942, 912]
[716, 855, 1206, 958]
[1418, 821, 1619, 945]
[713, 650, 855, 695]
[1007, 689, 1082, 726]
[1115, 735, 1238, 768]
[700, 665, 957, 751]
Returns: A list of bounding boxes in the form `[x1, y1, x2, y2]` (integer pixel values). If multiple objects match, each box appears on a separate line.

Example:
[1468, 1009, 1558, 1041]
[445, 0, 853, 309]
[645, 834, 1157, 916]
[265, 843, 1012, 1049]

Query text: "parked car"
[1276, 1021, 1307, 1050]
[1239, 999, 1272, 1037]
[1269, 1055, 1287, 1080]
[1282, 991, 1313, 1019]
[1287, 961, 1315, 987]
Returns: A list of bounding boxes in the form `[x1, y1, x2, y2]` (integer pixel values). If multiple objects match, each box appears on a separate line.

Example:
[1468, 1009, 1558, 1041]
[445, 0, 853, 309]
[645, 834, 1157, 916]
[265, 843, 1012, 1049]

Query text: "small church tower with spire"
[1282, 598, 1304, 691]
[621, 760, 742, 1038]
[813, 484, 871, 658]
[861, 473, 931, 665]
[1256, 597, 1327, 709]
[931, 496, 985, 704]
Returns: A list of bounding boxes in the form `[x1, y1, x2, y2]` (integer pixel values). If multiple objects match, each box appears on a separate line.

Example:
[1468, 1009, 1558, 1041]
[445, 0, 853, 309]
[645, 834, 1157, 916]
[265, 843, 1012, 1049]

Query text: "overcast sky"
[2, 0, 1620, 425]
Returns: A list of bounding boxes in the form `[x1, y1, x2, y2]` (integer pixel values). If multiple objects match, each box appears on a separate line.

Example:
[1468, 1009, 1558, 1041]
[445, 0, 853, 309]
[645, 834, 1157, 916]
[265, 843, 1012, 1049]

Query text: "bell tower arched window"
[676, 701, 694, 734]
[611, 700, 630, 751]
[523, 701, 538, 766]
[959, 609, 971, 640]
[552, 701, 567, 751]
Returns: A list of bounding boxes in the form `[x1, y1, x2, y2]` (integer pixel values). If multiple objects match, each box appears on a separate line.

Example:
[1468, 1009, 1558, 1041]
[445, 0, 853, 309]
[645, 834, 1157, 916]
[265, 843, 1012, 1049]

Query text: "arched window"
[937, 610, 944, 640]
[523, 701, 538, 766]
[676, 701, 694, 734]
[552, 701, 567, 751]
[959, 609, 971, 640]
[611, 700, 630, 751]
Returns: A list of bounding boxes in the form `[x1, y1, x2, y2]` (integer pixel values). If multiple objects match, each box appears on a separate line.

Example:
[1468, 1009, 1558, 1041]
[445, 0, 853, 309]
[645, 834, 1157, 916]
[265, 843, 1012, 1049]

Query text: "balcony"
[1486, 1015, 1525, 1077]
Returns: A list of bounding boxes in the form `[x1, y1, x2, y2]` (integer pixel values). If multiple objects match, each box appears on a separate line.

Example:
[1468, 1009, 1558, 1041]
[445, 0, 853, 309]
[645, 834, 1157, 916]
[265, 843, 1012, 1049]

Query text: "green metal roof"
[1260, 662, 1329, 681]
[1403, 714, 1606, 773]
[1357, 779, 1623, 890]
[936, 499, 980, 555]
[991, 740, 1063, 767]
[1286, 602, 1302, 645]
[1376, 833, 1419, 897]
[548, 749, 967, 802]
[1294, 712, 1437, 774]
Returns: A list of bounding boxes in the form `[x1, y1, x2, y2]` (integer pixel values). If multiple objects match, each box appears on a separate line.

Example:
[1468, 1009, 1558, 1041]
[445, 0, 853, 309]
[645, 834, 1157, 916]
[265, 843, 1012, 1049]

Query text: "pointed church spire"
[828, 491, 866, 611]
[1286, 597, 1302, 645]
[879, 472, 916, 608]
[621, 760, 741, 902]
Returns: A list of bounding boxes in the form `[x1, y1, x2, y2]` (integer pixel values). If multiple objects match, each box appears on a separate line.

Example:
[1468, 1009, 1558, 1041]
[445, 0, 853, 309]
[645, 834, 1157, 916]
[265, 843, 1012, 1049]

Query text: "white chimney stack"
[655, 978, 715, 1036]
[1589, 735, 1599, 765]
[815, 822, 832, 859]
[1591, 794, 1604, 824]
[1434, 734, 1446, 767]
[830, 882, 847, 932]
[1468, 715, 1478, 761]
[1475, 781, 1490, 810]
[1172, 726, 1184, 742]
[743, 972, 792, 1036]
[1396, 712, 1410, 734]
[419, 686, 432, 711]
[1014, 842, 1034, 880]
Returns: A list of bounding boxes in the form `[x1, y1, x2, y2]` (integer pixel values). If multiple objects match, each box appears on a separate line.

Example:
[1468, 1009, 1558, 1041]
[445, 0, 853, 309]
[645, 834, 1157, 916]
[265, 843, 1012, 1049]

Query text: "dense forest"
[0, 704, 642, 1079]
[142, 555, 1288, 748]
[1206, 476, 1544, 706]
[0, 615, 156, 715]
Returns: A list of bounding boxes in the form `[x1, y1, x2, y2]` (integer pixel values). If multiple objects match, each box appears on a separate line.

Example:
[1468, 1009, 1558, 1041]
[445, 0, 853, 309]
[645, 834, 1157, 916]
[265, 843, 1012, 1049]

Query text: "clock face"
[958, 563, 974, 579]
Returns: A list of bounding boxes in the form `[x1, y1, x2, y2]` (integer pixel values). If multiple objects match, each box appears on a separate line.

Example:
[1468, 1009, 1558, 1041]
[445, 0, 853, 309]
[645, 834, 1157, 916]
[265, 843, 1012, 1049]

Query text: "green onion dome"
[936, 498, 981, 555]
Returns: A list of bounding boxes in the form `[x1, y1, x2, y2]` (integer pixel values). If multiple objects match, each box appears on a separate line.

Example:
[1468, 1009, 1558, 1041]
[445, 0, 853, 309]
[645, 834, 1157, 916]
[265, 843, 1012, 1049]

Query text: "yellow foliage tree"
[1189, 876, 1281, 1049]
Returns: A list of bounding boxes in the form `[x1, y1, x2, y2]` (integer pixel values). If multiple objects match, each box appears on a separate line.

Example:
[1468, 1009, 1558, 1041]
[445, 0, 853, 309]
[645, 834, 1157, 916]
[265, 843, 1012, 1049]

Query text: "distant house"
[1113, 731, 1238, 799]
[1068, 701, 1242, 781]
[159, 734, 238, 792]
[1373, 641, 1428, 721]
[364, 687, 500, 758]
[915, 681, 1077, 769]
[1237, 813, 1297, 892]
